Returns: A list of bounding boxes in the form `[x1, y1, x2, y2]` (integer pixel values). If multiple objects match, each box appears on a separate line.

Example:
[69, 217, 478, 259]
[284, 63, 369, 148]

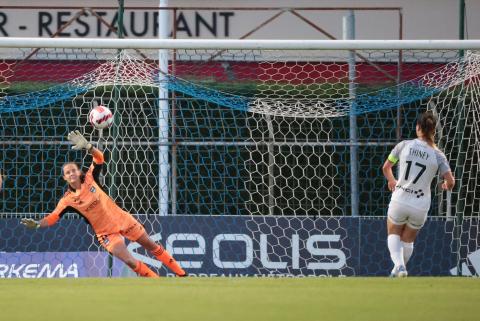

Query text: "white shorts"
[387, 201, 428, 229]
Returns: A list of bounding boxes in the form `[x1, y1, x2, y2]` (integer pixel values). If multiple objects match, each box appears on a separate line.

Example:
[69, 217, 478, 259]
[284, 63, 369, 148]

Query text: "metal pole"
[454, 0, 466, 276]
[97, 122, 109, 276]
[107, 0, 125, 277]
[454, 87, 466, 277]
[158, 0, 170, 216]
[396, 10, 403, 141]
[266, 115, 275, 216]
[111, 1, 124, 203]
[395, 10, 403, 207]
[344, 11, 358, 217]
[170, 8, 178, 216]
[459, 0, 465, 57]
[2, 38, 480, 50]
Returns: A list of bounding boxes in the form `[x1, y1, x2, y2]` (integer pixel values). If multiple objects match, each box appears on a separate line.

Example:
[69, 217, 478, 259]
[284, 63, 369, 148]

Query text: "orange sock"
[151, 245, 186, 276]
[133, 260, 159, 278]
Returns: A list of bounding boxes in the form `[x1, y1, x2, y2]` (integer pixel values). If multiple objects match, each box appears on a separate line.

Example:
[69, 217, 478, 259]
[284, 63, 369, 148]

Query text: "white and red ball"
[89, 105, 114, 129]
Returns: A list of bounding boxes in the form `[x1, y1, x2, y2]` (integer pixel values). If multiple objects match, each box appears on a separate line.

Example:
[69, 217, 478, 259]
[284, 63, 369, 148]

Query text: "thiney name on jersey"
[409, 148, 429, 160]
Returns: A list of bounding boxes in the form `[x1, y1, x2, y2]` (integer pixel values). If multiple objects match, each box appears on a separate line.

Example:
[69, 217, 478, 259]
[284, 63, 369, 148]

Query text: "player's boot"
[390, 265, 408, 278]
[389, 267, 397, 278]
[397, 265, 408, 277]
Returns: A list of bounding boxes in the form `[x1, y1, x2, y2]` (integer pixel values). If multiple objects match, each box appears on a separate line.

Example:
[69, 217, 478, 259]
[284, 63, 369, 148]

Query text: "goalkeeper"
[21, 131, 187, 278]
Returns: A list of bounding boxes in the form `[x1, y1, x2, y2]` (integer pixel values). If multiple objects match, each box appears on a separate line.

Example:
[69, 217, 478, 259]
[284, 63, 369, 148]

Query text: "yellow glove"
[67, 130, 92, 150]
[20, 218, 40, 229]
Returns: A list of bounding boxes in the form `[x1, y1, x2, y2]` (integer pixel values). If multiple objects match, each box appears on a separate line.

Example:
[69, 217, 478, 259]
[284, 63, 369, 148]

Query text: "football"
[89, 105, 114, 129]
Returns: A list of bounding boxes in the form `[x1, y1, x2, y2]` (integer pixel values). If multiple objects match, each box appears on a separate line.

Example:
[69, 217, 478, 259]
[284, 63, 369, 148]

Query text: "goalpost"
[0, 38, 479, 277]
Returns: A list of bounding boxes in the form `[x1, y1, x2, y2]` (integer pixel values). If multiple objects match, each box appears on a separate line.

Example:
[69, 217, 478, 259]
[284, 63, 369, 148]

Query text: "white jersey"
[388, 139, 451, 211]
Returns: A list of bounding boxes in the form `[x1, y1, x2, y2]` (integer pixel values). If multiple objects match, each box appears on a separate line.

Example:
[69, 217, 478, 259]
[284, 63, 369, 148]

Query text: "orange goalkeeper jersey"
[44, 149, 135, 236]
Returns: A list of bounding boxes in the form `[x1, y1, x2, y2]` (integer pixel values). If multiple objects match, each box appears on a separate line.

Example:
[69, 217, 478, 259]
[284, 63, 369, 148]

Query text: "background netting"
[0, 47, 479, 276]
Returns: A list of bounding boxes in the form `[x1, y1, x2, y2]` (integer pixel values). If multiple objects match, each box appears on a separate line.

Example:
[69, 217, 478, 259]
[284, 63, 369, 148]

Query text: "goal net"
[0, 40, 479, 277]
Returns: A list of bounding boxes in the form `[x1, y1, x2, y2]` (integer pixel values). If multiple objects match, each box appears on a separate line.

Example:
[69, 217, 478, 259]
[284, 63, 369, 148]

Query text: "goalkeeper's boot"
[178, 271, 189, 277]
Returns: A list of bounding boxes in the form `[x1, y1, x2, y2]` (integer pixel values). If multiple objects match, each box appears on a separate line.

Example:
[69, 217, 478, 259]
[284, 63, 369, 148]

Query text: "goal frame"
[1, 38, 479, 277]
[0, 38, 479, 50]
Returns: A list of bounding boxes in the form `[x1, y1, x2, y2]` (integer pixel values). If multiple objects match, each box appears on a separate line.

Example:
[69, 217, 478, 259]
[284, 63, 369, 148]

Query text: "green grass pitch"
[1, 277, 479, 321]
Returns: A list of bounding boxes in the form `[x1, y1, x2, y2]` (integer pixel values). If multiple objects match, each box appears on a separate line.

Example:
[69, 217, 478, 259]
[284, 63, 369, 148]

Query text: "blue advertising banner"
[1, 216, 478, 277]
[0, 252, 124, 278]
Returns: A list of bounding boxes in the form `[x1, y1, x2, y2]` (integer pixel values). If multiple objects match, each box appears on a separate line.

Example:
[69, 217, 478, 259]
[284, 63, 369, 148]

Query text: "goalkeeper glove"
[67, 130, 92, 151]
[21, 218, 40, 229]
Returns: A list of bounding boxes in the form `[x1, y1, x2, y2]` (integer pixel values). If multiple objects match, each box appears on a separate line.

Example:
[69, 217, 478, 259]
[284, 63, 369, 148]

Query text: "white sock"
[403, 242, 414, 265]
[387, 234, 405, 267]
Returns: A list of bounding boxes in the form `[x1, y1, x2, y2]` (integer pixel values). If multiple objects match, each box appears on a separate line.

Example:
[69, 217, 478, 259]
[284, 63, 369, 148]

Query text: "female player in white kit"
[382, 111, 455, 277]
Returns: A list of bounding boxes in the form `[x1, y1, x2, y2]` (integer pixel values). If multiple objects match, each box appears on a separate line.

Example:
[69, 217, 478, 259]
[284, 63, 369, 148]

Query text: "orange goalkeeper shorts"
[97, 216, 146, 253]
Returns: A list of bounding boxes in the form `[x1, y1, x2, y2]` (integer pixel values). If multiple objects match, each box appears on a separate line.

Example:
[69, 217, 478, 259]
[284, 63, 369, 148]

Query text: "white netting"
[0, 46, 479, 276]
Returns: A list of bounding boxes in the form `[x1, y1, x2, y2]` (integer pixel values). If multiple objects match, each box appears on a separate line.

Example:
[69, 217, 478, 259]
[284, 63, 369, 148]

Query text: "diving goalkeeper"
[21, 131, 187, 278]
